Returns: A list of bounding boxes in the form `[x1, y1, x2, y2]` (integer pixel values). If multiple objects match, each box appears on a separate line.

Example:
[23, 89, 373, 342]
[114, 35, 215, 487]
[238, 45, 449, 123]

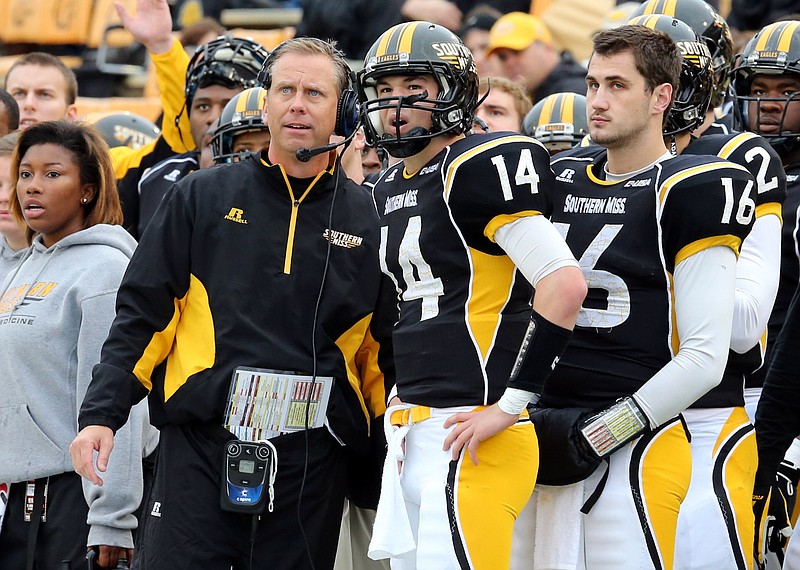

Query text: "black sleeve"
[755, 284, 800, 486]
[79, 184, 195, 432]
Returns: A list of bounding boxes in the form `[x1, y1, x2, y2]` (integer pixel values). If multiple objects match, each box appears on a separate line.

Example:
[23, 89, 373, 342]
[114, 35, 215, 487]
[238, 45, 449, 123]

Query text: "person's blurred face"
[475, 89, 523, 132]
[463, 28, 501, 78]
[189, 83, 242, 148]
[0, 155, 26, 247]
[493, 42, 553, 93]
[6, 64, 76, 129]
[232, 129, 271, 156]
[199, 125, 215, 169]
[747, 73, 800, 138]
[361, 145, 383, 176]
[0, 106, 11, 137]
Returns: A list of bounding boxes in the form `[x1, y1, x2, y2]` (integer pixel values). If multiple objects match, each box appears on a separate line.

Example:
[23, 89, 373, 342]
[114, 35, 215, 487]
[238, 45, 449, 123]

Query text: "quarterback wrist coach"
[507, 310, 572, 394]
[530, 396, 649, 486]
[578, 396, 649, 458]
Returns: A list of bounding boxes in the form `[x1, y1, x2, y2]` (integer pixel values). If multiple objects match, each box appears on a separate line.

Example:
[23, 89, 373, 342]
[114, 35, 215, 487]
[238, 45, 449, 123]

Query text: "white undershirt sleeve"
[730, 214, 781, 353]
[494, 215, 580, 414]
[632, 246, 737, 427]
[494, 215, 579, 287]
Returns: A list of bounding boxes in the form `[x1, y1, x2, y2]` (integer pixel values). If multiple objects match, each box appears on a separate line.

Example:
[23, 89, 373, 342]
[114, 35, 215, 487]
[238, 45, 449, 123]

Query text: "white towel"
[533, 482, 585, 570]
[368, 406, 416, 560]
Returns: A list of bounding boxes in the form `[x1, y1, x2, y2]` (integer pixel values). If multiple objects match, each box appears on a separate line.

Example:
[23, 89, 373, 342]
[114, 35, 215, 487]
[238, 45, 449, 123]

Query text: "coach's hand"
[70, 426, 115, 486]
[443, 404, 518, 465]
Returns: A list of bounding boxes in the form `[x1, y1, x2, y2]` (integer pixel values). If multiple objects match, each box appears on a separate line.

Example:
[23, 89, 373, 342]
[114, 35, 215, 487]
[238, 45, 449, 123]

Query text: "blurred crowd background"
[0, 0, 789, 129]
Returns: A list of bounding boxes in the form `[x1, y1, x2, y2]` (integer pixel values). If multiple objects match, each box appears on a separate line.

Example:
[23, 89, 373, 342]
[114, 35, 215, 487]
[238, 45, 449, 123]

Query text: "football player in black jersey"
[627, 14, 787, 570]
[733, 19, 800, 568]
[356, 20, 586, 570]
[516, 25, 754, 570]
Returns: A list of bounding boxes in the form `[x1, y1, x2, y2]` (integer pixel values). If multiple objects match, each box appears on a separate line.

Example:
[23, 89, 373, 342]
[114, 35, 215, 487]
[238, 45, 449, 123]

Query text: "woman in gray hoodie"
[0, 121, 155, 569]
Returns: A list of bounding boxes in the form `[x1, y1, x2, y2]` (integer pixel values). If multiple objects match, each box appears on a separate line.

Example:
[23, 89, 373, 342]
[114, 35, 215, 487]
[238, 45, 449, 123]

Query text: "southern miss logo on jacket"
[543, 145, 755, 409]
[322, 229, 363, 248]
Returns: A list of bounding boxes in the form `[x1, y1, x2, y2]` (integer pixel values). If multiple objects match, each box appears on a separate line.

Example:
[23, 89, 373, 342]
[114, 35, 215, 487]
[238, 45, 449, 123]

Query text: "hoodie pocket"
[0, 404, 65, 482]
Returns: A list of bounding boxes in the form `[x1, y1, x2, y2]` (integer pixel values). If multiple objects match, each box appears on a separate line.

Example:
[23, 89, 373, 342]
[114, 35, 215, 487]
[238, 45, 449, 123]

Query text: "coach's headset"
[256, 38, 360, 161]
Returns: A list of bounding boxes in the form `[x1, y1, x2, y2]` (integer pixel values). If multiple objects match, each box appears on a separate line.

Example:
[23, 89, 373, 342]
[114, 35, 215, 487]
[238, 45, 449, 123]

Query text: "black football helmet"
[211, 87, 269, 164]
[628, 14, 714, 135]
[632, 0, 733, 107]
[356, 21, 479, 158]
[81, 111, 160, 150]
[185, 35, 269, 115]
[732, 21, 800, 154]
[523, 92, 588, 154]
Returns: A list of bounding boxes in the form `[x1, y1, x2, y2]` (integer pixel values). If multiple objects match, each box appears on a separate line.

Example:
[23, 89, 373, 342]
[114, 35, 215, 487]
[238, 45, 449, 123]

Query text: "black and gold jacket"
[79, 152, 394, 451]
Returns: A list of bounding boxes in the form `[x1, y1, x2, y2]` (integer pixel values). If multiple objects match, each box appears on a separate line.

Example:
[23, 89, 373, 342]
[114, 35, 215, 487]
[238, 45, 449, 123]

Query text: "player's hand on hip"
[443, 404, 518, 465]
[70, 425, 115, 486]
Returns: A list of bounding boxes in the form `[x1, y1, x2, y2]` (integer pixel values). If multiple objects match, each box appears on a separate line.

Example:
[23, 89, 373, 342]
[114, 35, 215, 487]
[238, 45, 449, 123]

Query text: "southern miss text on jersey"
[542, 146, 755, 409]
[372, 132, 554, 408]
[683, 131, 786, 406]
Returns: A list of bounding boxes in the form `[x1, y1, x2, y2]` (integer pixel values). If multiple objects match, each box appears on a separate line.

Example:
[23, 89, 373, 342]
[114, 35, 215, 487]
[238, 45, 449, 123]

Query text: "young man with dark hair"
[512, 24, 754, 569]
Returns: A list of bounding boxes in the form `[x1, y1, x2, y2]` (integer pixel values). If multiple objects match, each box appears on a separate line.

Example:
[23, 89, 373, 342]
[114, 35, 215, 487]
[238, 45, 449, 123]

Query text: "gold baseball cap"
[487, 12, 553, 56]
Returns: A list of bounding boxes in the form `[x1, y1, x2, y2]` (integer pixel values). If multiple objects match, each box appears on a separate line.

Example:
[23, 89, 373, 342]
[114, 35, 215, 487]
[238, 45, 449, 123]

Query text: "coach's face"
[264, 52, 339, 165]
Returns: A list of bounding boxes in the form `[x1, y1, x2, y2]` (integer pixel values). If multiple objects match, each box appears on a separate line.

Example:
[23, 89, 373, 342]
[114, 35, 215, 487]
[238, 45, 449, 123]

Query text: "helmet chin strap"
[381, 127, 431, 158]
[379, 91, 436, 158]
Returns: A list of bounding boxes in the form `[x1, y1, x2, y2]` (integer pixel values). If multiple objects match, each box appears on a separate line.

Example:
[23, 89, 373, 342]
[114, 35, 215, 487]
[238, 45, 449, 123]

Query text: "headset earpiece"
[335, 88, 360, 138]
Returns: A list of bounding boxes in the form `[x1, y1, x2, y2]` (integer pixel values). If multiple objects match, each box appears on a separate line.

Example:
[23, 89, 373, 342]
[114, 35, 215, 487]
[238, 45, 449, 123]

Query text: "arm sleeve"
[633, 246, 737, 427]
[76, 291, 146, 548]
[494, 215, 579, 286]
[730, 213, 781, 353]
[111, 39, 192, 180]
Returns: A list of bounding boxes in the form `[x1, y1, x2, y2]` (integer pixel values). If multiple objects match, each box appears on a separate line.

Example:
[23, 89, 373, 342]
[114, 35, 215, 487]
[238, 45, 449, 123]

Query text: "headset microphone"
[295, 128, 359, 162]
[295, 141, 343, 162]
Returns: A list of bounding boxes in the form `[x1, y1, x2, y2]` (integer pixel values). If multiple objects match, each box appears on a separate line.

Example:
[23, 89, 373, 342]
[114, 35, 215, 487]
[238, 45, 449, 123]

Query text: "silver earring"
[81, 198, 88, 204]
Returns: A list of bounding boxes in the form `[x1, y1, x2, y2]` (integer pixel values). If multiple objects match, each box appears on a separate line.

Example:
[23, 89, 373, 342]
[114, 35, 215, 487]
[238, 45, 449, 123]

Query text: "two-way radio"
[221, 440, 278, 514]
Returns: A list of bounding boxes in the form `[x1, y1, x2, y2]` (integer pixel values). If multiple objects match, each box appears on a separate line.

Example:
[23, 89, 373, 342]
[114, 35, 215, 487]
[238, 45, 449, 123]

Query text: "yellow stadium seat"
[1, 0, 94, 45]
[229, 27, 295, 52]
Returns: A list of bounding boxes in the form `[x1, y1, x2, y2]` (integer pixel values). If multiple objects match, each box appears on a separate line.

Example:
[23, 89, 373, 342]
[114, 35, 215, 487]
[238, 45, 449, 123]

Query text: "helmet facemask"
[356, 22, 479, 159]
